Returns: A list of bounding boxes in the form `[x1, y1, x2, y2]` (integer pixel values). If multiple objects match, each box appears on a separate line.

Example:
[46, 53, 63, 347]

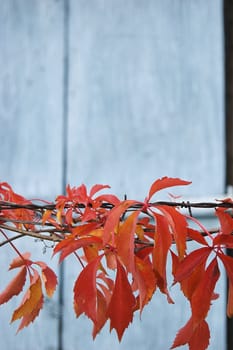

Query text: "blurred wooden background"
[0, 1, 226, 349]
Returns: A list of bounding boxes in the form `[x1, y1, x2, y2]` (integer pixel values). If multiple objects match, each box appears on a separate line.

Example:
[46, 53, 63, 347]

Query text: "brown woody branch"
[0, 200, 232, 249]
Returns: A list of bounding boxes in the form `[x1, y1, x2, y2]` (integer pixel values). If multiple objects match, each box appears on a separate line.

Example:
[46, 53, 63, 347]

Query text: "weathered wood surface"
[65, 1, 225, 350]
[0, 1, 226, 349]
[0, 1, 64, 349]
[67, 0, 225, 199]
[0, 0, 64, 199]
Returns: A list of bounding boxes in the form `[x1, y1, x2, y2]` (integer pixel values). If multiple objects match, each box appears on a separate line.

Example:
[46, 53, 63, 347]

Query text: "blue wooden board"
[0, 1, 226, 349]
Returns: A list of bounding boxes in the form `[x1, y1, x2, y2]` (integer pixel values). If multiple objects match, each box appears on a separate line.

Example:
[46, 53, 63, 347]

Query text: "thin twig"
[0, 224, 61, 243]
[0, 234, 24, 247]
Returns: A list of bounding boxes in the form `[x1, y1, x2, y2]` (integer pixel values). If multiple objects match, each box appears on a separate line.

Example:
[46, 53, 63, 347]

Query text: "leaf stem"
[0, 228, 28, 262]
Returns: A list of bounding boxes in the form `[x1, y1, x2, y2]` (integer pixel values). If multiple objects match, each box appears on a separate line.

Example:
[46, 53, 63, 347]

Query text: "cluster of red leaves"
[0, 177, 233, 350]
[0, 252, 57, 332]
[0, 182, 35, 230]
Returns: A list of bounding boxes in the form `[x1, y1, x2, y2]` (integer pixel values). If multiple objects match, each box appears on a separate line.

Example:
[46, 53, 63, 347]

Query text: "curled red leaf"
[107, 259, 136, 341]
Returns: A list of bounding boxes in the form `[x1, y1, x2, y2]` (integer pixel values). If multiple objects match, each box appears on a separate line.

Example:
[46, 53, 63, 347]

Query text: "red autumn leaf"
[73, 255, 103, 322]
[0, 266, 27, 305]
[56, 184, 87, 210]
[171, 317, 194, 348]
[67, 183, 87, 203]
[188, 319, 210, 350]
[71, 222, 100, 238]
[215, 208, 233, 235]
[187, 228, 209, 246]
[75, 184, 88, 202]
[173, 247, 211, 283]
[82, 207, 97, 222]
[96, 282, 112, 304]
[171, 250, 179, 276]
[191, 258, 220, 327]
[135, 244, 153, 260]
[171, 317, 210, 350]
[97, 272, 115, 293]
[133, 256, 157, 312]
[152, 213, 173, 302]
[97, 272, 114, 295]
[11, 271, 43, 322]
[83, 244, 100, 263]
[107, 259, 136, 341]
[65, 207, 74, 224]
[217, 252, 233, 317]
[105, 250, 117, 270]
[116, 211, 140, 273]
[0, 181, 13, 198]
[103, 200, 137, 244]
[54, 236, 102, 263]
[157, 205, 188, 259]
[9, 252, 31, 270]
[147, 176, 191, 201]
[89, 184, 110, 198]
[95, 194, 120, 206]
[0, 183, 35, 229]
[41, 266, 57, 298]
[92, 290, 108, 339]
[180, 262, 206, 301]
[217, 252, 233, 282]
[213, 234, 233, 249]
[171, 250, 205, 300]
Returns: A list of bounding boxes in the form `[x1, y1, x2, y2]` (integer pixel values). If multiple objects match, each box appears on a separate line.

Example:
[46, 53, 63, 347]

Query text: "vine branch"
[0, 200, 232, 248]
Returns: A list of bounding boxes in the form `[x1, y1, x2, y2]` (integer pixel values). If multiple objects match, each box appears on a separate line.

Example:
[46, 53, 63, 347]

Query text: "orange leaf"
[191, 258, 220, 327]
[0, 266, 27, 305]
[116, 211, 140, 273]
[103, 200, 137, 244]
[147, 177, 191, 201]
[97, 272, 115, 293]
[41, 266, 57, 297]
[83, 244, 99, 263]
[17, 296, 44, 332]
[11, 272, 43, 322]
[73, 255, 103, 322]
[71, 222, 100, 238]
[54, 236, 102, 263]
[152, 213, 173, 302]
[41, 210, 53, 225]
[107, 259, 136, 341]
[105, 250, 117, 270]
[133, 256, 157, 312]
[92, 290, 108, 339]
